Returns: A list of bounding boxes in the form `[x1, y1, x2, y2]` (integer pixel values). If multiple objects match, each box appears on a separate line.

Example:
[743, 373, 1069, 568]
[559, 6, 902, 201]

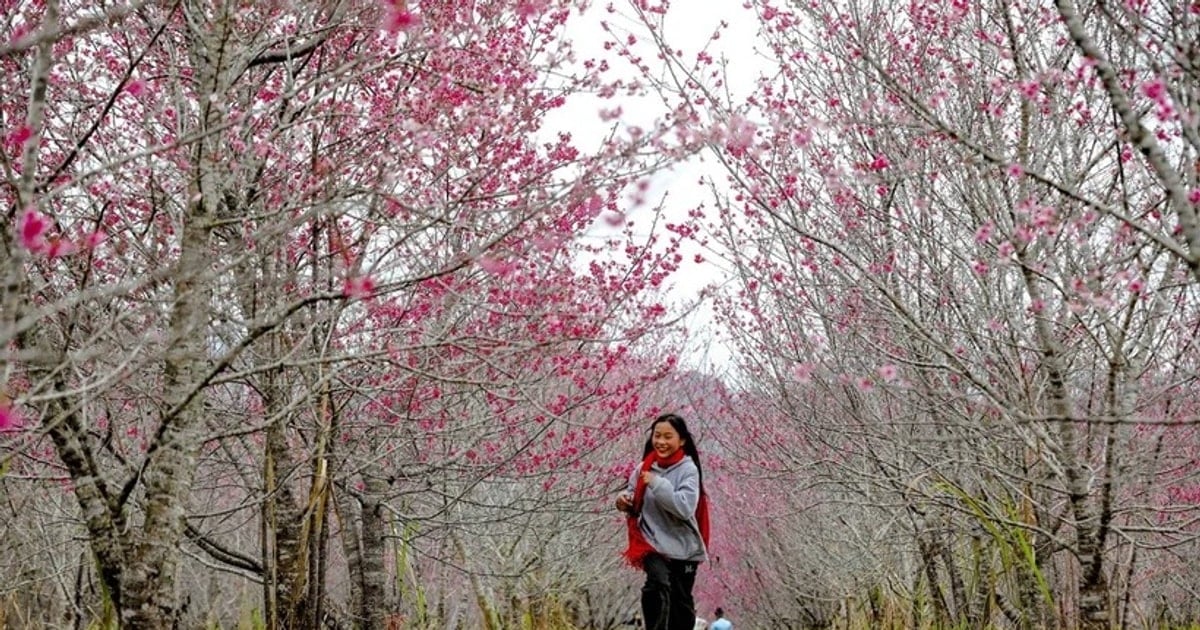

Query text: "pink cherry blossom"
[477, 255, 515, 277]
[724, 114, 757, 152]
[8, 22, 32, 46]
[791, 363, 814, 383]
[516, 0, 550, 18]
[974, 221, 993, 243]
[44, 237, 76, 259]
[381, 0, 419, 33]
[82, 230, 108, 250]
[124, 79, 147, 98]
[877, 365, 898, 382]
[0, 404, 21, 432]
[19, 207, 49, 252]
[598, 106, 623, 122]
[792, 128, 812, 147]
[5, 124, 32, 150]
[1141, 79, 1165, 102]
[1169, 485, 1200, 504]
[342, 275, 376, 300]
[603, 210, 626, 227]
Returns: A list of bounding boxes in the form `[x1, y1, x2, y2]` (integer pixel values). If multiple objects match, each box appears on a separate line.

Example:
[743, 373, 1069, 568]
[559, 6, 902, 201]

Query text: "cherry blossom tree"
[633, 0, 1200, 627]
[1, 0, 705, 627]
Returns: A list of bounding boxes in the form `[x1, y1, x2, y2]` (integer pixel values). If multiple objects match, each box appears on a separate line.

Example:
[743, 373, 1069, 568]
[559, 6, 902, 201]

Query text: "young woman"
[615, 413, 710, 630]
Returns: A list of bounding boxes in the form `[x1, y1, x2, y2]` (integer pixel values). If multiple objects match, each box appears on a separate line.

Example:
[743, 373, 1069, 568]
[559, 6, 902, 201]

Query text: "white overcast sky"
[546, 1, 766, 370]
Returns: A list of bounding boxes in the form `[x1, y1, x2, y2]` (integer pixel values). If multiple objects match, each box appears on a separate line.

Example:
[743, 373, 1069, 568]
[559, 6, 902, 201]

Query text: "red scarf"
[623, 449, 710, 568]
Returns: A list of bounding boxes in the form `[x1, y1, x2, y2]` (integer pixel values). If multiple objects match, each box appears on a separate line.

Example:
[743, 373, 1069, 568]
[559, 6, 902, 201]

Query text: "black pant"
[641, 553, 698, 630]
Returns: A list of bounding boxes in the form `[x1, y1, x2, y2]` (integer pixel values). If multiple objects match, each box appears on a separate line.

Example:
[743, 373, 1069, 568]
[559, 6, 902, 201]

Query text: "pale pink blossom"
[124, 79, 147, 98]
[8, 23, 32, 46]
[516, 0, 550, 18]
[791, 363, 814, 383]
[342, 275, 376, 299]
[0, 404, 21, 432]
[724, 114, 757, 152]
[19, 207, 49, 252]
[792, 128, 811, 147]
[477, 255, 515, 277]
[598, 106, 623, 122]
[1141, 79, 1166, 102]
[44, 237, 76, 259]
[584, 194, 604, 215]
[382, 1, 420, 33]
[82, 230, 107, 249]
[6, 124, 32, 150]
[531, 234, 562, 252]
[974, 221, 993, 243]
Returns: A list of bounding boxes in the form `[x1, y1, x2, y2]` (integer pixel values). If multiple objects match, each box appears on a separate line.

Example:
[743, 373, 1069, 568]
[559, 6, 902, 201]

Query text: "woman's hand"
[640, 470, 656, 486]
[615, 493, 633, 513]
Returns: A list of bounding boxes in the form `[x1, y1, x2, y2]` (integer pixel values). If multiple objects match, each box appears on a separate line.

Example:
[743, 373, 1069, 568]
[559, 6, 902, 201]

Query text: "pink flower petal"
[124, 79, 147, 97]
[6, 124, 31, 150]
[342, 275, 376, 299]
[878, 365, 898, 382]
[791, 363, 813, 383]
[44, 237, 76, 259]
[19, 208, 48, 252]
[477, 256, 514, 276]
[0, 405, 22, 432]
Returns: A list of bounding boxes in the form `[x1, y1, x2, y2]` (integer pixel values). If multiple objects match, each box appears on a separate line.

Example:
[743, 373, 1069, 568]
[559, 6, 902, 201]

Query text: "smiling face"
[651, 420, 686, 459]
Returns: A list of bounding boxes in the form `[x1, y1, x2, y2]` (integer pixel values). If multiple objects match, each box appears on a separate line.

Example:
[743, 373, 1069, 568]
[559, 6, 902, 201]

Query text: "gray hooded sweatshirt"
[626, 456, 708, 563]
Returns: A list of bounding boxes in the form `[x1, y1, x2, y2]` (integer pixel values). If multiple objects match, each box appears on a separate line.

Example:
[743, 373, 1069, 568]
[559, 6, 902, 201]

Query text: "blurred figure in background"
[709, 607, 732, 630]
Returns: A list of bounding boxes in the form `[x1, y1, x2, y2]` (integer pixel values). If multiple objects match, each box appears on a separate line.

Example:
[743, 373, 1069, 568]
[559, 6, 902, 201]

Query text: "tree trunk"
[1020, 264, 1110, 630]
[360, 475, 391, 630]
[934, 521, 969, 624]
[334, 464, 390, 630]
[265, 403, 313, 629]
[917, 533, 950, 625]
[334, 481, 368, 628]
[121, 203, 213, 628]
[306, 403, 334, 630]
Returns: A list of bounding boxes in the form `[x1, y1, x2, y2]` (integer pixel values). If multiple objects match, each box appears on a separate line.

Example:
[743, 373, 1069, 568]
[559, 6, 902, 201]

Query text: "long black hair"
[642, 413, 705, 492]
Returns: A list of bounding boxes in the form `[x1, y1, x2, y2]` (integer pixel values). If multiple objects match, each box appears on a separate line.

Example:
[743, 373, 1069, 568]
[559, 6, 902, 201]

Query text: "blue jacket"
[627, 456, 708, 562]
